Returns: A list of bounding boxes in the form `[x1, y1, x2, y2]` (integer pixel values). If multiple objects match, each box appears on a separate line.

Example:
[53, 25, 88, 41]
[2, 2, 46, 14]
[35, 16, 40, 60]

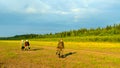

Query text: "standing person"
[21, 40, 25, 50]
[25, 40, 30, 50]
[56, 39, 64, 58]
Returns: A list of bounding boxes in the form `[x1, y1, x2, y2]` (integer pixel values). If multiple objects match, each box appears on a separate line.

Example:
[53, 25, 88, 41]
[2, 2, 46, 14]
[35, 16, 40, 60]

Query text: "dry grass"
[0, 40, 120, 68]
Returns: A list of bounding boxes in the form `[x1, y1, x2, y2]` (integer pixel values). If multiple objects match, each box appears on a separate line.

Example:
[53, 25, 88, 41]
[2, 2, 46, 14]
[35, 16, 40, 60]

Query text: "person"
[21, 40, 25, 50]
[25, 40, 30, 50]
[56, 39, 64, 58]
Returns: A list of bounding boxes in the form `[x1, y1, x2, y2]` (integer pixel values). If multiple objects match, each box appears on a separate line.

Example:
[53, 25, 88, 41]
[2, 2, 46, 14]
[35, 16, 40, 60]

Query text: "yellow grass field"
[0, 40, 120, 68]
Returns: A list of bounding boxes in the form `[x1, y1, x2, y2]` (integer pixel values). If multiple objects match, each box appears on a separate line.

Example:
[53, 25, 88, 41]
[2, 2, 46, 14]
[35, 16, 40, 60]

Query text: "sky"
[0, 0, 120, 37]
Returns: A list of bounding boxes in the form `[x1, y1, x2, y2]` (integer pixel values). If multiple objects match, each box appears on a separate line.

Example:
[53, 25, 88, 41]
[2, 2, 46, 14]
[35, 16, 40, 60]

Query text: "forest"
[0, 24, 120, 42]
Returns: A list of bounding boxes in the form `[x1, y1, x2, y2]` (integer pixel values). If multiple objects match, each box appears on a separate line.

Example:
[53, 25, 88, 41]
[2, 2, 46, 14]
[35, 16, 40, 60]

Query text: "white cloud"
[0, 0, 103, 14]
[0, 0, 119, 17]
[0, 0, 52, 14]
[23, 0, 52, 14]
[25, 7, 37, 14]
[83, 0, 120, 9]
[54, 11, 69, 15]
[60, 11, 69, 15]
[71, 8, 81, 13]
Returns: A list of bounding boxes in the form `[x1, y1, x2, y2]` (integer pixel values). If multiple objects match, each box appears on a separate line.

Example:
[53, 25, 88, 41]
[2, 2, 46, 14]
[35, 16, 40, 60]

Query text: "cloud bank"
[0, 0, 120, 36]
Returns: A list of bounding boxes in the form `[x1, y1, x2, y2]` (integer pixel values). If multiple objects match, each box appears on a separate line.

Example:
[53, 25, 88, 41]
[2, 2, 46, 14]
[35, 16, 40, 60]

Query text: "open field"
[0, 40, 120, 68]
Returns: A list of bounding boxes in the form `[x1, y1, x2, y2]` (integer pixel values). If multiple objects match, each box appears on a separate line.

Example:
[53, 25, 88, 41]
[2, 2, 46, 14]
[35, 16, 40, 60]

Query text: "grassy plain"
[0, 40, 120, 68]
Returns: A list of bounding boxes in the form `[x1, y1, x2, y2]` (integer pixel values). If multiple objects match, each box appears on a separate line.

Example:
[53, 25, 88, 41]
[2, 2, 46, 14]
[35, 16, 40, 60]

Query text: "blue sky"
[0, 0, 120, 37]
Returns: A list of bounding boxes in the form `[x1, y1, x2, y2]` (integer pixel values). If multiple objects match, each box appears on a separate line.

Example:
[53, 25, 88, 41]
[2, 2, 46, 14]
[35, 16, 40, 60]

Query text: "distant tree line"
[0, 24, 120, 41]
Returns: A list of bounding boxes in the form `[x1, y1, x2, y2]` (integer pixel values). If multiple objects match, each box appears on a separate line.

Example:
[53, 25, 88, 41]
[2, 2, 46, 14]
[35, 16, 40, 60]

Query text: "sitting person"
[25, 40, 30, 50]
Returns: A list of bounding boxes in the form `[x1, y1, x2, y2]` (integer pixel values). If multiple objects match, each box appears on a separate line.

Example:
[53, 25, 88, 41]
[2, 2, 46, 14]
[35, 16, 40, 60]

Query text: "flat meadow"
[0, 40, 120, 68]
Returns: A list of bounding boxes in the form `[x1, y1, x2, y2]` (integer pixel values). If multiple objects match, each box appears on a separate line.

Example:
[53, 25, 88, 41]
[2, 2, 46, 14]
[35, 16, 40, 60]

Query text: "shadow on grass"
[23, 48, 44, 51]
[61, 52, 76, 58]
[30, 48, 44, 51]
